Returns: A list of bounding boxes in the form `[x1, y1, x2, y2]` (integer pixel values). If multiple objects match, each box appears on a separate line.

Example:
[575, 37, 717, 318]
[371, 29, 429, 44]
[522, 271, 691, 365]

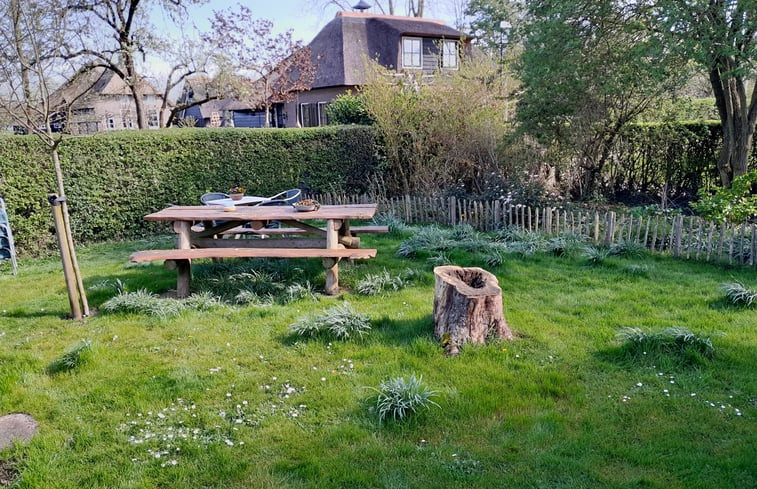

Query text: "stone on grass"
[0, 413, 38, 451]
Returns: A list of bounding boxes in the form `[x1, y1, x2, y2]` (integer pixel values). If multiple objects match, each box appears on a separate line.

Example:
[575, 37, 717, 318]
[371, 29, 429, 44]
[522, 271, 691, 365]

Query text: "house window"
[442, 40, 458, 69]
[209, 111, 221, 127]
[402, 37, 422, 68]
[300, 103, 319, 127]
[318, 102, 330, 126]
[148, 110, 159, 128]
[107, 118, 115, 130]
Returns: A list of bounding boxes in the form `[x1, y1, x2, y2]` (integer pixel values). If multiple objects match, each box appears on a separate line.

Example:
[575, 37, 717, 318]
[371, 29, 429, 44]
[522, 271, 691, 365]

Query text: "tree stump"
[433, 266, 512, 354]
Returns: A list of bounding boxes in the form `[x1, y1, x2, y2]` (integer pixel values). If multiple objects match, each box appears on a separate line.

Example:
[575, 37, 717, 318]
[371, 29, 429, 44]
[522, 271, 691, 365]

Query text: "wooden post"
[594, 212, 600, 243]
[49, 196, 82, 319]
[172, 220, 192, 298]
[672, 215, 681, 258]
[717, 223, 726, 262]
[739, 223, 746, 265]
[527, 206, 532, 232]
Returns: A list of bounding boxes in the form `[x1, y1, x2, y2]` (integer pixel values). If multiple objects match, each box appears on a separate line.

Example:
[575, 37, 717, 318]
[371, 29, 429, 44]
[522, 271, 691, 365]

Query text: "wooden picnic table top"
[143, 204, 378, 222]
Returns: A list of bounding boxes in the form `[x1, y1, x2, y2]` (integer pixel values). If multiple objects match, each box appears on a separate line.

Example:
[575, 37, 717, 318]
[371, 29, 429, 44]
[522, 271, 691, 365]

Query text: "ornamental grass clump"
[721, 281, 756, 307]
[609, 239, 647, 258]
[583, 246, 610, 265]
[370, 374, 439, 422]
[47, 340, 93, 374]
[616, 327, 715, 365]
[101, 290, 183, 319]
[289, 302, 371, 340]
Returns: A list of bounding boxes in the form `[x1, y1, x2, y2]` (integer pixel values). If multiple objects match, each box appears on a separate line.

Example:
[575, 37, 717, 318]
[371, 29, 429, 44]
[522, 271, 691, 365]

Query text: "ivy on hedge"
[0, 126, 381, 255]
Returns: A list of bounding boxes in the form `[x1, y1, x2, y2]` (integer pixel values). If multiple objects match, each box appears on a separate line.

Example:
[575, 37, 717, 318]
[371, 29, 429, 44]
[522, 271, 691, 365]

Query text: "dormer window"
[442, 40, 458, 69]
[402, 37, 422, 68]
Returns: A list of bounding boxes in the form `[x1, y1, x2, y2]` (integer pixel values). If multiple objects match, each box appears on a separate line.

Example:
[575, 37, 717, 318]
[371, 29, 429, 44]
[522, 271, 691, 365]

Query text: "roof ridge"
[336, 11, 447, 25]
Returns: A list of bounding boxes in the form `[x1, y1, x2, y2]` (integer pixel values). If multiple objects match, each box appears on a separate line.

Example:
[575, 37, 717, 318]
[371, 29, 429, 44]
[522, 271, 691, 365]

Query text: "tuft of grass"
[721, 281, 756, 307]
[289, 302, 371, 340]
[356, 268, 422, 295]
[548, 232, 587, 257]
[622, 264, 651, 277]
[616, 327, 716, 362]
[583, 246, 610, 265]
[182, 292, 225, 311]
[46, 340, 93, 374]
[101, 290, 184, 319]
[609, 239, 648, 258]
[372, 213, 411, 235]
[369, 374, 439, 422]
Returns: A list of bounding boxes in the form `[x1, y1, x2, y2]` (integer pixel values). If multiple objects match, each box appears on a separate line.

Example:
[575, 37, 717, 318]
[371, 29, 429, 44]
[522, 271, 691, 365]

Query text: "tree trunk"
[433, 266, 513, 355]
[710, 64, 757, 187]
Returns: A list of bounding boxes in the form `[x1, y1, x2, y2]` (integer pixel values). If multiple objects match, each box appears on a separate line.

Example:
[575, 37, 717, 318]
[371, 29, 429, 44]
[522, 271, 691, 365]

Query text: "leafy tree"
[515, 0, 685, 198]
[648, 0, 757, 188]
[465, 0, 523, 60]
[204, 4, 316, 128]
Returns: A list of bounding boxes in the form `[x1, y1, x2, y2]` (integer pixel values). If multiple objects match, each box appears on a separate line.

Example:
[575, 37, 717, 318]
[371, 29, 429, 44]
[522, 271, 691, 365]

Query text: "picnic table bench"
[131, 204, 384, 297]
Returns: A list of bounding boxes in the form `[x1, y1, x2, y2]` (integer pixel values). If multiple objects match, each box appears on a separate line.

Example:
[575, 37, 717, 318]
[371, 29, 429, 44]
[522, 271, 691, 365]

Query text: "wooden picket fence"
[309, 193, 757, 269]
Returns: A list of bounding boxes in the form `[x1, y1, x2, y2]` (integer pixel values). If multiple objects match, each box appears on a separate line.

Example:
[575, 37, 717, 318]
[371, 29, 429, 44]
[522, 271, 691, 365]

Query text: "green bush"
[691, 170, 757, 223]
[0, 127, 381, 255]
[326, 91, 375, 125]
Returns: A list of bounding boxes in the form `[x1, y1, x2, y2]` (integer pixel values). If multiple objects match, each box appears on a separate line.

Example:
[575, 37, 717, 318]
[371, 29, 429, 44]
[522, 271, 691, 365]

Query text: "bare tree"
[65, 0, 204, 129]
[205, 5, 316, 128]
[0, 0, 90, 318]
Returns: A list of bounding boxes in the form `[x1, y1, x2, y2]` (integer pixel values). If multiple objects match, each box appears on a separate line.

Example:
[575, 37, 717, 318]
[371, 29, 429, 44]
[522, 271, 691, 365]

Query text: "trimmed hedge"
[0, 126, 381, 255]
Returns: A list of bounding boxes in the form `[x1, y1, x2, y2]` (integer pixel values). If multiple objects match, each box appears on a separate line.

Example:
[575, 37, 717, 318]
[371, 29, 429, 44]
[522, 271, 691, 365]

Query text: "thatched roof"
[50, 66, 160, 109]
[308, 12, 463, 88]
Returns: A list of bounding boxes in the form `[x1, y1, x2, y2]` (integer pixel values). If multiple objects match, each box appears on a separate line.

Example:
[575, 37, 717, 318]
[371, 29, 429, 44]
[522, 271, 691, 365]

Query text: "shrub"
[47, 340, 93, 374]
[289, 302, 371, 340]
[325, 91, 375, 125]
[622, 264, 651, 277]
[721, 282, 756, 307]
[369, 374, 439, 422]
[692, 170, 757, 223]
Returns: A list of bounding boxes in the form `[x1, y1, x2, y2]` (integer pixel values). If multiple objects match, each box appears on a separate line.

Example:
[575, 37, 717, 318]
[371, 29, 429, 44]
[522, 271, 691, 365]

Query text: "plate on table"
[293, 204, 318, 212]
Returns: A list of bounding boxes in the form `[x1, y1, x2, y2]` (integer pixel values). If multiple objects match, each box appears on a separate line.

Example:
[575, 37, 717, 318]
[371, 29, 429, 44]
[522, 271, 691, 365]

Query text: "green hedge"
[0, 126, 381, 255]
[607, 121, 757, 203]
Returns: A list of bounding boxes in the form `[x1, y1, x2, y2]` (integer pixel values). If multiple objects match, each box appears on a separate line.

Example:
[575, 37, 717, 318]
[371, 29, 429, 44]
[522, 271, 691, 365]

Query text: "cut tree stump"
[433, 266, 513, 355]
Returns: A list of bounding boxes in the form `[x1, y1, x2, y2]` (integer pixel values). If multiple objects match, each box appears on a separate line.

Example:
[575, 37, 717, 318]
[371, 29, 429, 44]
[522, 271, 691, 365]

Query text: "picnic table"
[130, 204, 387, 297]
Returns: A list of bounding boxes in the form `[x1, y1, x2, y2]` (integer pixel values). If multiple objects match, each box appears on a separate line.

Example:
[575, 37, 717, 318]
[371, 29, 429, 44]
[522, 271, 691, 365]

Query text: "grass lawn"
[0, 228, 755, 488]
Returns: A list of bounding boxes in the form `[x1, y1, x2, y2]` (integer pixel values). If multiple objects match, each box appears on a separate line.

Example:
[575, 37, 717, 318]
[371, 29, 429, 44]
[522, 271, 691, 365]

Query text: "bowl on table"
[293, 199, 321, 212]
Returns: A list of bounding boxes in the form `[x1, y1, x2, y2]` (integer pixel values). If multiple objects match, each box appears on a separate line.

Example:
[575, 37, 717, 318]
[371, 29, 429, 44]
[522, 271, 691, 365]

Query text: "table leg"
[324, 219, 341, 295]
[173, 221, 192, 298]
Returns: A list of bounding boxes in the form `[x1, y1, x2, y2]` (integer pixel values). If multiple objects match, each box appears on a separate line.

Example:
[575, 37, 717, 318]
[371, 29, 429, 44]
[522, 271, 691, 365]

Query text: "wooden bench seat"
[219, 225, 389, 236]
[130, 247, 377, 263]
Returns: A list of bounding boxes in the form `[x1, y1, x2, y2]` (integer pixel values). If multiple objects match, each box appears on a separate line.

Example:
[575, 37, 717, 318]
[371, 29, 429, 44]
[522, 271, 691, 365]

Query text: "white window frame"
[402, 37, 423, 69]
[107, 118, 115, 130]
[442, 40, 458, 69]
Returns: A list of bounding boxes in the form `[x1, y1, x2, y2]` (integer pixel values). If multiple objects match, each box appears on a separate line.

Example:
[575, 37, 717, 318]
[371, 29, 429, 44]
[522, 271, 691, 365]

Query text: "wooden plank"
[131, 248, 377, 262]
[220, 225, 388, 236]
[673, 215, 682, 258]
[739, 223, 746, 265]
[594, 212, 600, 243]
[695, 219, 703, 260]
[651, 217, 659, 251]
[192, 238, 328, 249]
[145, 204, 377, 222]
[752, 224, 756, 267]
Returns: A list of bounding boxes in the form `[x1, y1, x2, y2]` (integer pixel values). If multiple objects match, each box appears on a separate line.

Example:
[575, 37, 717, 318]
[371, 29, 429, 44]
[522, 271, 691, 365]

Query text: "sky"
[156, 1, 459, 45]
[148, 0, 459, 94]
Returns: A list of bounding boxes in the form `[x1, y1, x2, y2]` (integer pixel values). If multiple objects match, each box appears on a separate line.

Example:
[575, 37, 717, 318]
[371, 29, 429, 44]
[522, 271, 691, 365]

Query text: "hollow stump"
[433, 266, 513, 354]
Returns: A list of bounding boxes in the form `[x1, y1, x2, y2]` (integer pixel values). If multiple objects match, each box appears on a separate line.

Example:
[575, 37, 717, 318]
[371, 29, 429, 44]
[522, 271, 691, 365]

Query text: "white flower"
[225, 439, 234, 446]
